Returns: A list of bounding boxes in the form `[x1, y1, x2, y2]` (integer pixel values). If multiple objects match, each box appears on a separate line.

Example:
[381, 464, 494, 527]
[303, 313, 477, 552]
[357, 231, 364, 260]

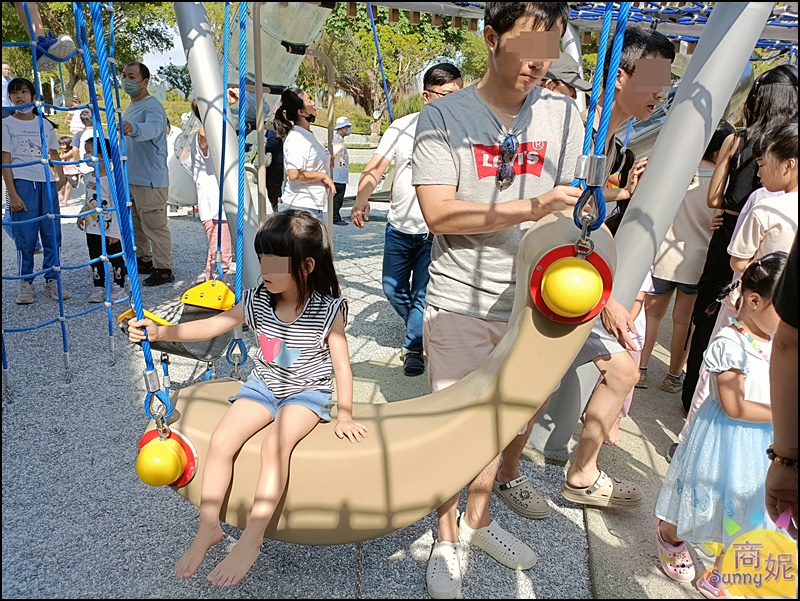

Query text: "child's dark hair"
[7, 77, 58, 128]
[274, 87, 306, 140]
[191, 98, 201, 121]
[707, 251, 789, 314]
[85, 136, 111, 158]
[59, 135, 73, 149]
[484, 2, 569, 40]
[732, 64, 797, 169]
[703, 121, 735, 162]
[254, 210, 340, 310]
[753, 120, 798, 163]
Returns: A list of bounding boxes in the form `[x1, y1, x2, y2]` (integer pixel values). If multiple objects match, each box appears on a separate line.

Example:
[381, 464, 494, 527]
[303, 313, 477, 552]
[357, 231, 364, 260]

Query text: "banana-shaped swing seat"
[144, 212, 615, 544]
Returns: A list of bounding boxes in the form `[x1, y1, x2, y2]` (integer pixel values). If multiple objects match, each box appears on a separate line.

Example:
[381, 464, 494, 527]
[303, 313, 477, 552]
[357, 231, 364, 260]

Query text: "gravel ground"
[2, 187, 591, 599]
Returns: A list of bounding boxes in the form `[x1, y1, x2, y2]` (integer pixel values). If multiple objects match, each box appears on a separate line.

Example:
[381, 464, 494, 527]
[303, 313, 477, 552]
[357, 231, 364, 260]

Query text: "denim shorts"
[651, 276, 698, 296]
[232, 375, 332, 422]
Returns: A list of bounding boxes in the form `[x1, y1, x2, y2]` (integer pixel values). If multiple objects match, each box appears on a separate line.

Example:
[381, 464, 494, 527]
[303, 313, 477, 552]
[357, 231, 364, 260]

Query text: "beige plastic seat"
[146, 212, 616, 544]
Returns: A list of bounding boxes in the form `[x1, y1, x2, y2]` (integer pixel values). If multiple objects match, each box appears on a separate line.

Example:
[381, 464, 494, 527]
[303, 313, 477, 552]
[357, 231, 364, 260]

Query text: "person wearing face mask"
[120, 61, 174, 286]
[272, 88, 335, 221]
[331, 116, 352, 225]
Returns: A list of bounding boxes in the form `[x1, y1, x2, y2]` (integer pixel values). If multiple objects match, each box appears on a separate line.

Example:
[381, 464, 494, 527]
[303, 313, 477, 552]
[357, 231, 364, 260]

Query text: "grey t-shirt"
[412, 84, 584, 321]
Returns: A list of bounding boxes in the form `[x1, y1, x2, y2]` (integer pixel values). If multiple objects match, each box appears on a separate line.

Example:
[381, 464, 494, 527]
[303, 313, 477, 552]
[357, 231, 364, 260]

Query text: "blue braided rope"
[73, 3, 116, 339]
[18, 1, 69, 355]
[573, 2, 631, 232]
[225, 0, 249, 370]
[367, 2, 394, 121]
[87, 2, 172, 419]
[213, 2, 231, 281]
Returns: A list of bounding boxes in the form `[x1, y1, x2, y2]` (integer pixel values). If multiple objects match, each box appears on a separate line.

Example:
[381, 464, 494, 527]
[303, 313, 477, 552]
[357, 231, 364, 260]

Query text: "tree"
[297, 4, 469, 138]
[1, 2, 175, 101]
[157, 62, 192, 100]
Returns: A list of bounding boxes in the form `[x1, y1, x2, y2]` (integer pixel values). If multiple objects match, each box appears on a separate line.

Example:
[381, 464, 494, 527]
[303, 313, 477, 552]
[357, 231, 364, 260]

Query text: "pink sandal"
[696, 570, 738, 598]
[654, 518, 695, 582]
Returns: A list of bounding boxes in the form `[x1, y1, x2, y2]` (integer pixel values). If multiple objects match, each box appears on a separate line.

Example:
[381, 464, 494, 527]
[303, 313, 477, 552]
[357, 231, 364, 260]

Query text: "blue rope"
[87, 1, 172, 419]
[213, 2, 231, 282]
[21, 1, 69, 355]
[573, 2, 631, 232]
[225, 0, 249, 371]
[366, 2, 394, 121]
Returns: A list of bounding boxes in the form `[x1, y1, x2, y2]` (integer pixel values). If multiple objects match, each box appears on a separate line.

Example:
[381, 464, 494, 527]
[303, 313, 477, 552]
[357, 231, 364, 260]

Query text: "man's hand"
[351, 198, 371, 228]
[532, 185, 582, 219]
[766, 462, 798, 539]
[122, 120, 134, 136]
[624, 157, 648, 198]
[322, 175, 336, 194]
[600, 296, 638, 350]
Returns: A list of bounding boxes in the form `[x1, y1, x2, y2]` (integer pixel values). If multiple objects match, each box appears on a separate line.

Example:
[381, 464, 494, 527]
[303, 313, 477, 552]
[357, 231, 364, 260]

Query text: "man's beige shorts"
[422, 305, 508, 393]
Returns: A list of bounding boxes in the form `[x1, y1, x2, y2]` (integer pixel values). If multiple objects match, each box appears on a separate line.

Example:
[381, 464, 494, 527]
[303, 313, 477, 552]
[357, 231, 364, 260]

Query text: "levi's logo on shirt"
[474, 141, 548, 180]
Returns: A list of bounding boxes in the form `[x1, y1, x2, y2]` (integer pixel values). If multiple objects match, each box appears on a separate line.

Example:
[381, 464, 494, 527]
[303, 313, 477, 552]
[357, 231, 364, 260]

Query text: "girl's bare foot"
[604, 417, 622, 446]
[174, 524, 224, 578]
[206, 535, 262, 586]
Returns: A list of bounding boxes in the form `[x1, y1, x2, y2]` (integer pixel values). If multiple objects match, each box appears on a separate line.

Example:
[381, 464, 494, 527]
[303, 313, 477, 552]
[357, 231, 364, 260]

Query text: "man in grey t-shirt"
[412, 3, 582, 598]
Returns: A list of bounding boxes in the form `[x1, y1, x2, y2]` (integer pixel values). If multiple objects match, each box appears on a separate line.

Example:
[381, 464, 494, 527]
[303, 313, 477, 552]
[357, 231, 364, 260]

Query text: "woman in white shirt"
[273, 88, 334, 220]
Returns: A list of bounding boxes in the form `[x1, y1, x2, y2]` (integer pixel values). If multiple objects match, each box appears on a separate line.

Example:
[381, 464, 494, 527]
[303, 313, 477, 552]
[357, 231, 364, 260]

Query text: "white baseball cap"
[335, 116, 352, 129]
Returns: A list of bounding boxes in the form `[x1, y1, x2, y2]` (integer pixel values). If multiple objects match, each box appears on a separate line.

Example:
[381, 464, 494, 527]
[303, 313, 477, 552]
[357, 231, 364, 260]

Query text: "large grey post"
[174, 2, 260, 289]
[530, 2, 775, 453]
[563, 23, 586, 112]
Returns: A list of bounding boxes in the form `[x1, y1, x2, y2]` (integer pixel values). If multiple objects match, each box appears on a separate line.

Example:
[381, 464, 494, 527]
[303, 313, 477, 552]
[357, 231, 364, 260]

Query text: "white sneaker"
[426, 541, 463, 599]
[87, 286, 105, 303]
[43, 279, 71, 300]
[109, 283, 128, 302]
[15, 281, 35, 304]
[458, 516, 537, 570]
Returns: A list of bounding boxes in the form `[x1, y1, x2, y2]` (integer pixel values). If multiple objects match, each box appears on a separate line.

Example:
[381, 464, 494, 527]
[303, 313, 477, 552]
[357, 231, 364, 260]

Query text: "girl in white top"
[654, 252, 787, 599]
[273, 88, 334, 219]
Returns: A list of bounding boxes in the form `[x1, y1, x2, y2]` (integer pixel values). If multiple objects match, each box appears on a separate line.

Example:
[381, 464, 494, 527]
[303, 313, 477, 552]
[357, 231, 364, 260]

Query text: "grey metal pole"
[563, 23, 586, 112]
[530, 2, 774, 453]
[612, 2, 774, 309]
[253, 2, 268, 225]
[174, 2, 260, 290]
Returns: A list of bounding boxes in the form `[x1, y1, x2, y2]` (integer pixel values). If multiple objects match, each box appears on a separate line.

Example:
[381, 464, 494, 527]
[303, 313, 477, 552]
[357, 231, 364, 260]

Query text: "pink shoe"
[654, 518, 695, 582]
[696, 570, 738, 598]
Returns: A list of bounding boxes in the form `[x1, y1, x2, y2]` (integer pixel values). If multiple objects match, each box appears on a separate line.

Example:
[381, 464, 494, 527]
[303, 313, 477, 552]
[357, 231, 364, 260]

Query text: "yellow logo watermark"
[716, 527, 797, 598]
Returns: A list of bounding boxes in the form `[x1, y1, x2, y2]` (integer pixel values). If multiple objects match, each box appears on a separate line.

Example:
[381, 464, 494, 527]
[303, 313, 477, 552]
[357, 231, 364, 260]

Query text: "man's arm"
[416, 184, 582, 236]
[125, 104, 167, 141]
[351, 153, 391, 228]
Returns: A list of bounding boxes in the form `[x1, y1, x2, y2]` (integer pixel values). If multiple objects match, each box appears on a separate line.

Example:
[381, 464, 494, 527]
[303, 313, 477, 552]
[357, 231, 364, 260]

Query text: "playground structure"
[1, 1, 798, 545]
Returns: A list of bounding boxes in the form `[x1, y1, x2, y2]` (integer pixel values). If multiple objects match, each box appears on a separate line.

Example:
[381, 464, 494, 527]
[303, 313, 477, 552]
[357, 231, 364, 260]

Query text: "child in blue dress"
[127, 209, 369, 586]
[654, 251, 789, 598]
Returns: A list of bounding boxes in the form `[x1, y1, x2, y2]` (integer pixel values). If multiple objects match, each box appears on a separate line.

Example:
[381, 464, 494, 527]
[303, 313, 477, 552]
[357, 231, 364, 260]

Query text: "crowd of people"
[3, 1, 798, 599]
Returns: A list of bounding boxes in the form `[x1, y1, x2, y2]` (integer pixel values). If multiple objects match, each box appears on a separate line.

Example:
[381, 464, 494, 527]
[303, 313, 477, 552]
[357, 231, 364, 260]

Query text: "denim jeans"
[382, 221, 432, 354]
[10, 179, 61, 283]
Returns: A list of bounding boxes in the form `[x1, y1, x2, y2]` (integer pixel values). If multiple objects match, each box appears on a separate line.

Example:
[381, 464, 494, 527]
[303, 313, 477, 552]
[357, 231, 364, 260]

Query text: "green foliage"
[298, 3, 469, 117]
[456, 31, 488, 83]
[2, 3, 175, 100]
[156, 62, 192, 100]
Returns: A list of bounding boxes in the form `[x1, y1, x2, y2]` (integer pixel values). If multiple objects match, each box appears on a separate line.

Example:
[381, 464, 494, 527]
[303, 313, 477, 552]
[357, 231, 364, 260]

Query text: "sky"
[142, 26, 186, 73]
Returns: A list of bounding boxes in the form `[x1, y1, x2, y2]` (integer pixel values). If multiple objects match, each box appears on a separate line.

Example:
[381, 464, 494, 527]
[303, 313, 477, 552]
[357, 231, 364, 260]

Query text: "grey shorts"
[574, 319, 627, 366]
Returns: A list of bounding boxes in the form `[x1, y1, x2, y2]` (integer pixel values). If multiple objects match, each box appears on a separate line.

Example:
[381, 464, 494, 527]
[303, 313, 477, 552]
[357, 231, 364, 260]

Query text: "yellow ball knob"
[136, 437, 187, 487]
[541, 257, 603, 318]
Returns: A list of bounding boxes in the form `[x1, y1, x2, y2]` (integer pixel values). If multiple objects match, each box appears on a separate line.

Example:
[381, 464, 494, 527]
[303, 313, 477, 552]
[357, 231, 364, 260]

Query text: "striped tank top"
[242, 285, 348, 398]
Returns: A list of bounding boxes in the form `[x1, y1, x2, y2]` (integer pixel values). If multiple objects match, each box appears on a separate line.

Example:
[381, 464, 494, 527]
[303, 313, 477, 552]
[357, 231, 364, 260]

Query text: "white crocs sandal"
[458, 517, 537, 570]
[426, 541, 463, 599]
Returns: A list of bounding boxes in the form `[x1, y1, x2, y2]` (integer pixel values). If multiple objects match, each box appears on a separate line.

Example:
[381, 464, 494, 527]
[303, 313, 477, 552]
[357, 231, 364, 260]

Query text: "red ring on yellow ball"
[530, 245, 612, 324]
[137, 428, 198, 488]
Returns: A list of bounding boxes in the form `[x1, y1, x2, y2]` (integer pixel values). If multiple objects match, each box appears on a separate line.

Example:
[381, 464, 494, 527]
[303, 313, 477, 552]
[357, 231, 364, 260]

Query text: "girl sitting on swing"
[127, 209, 369, 586]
